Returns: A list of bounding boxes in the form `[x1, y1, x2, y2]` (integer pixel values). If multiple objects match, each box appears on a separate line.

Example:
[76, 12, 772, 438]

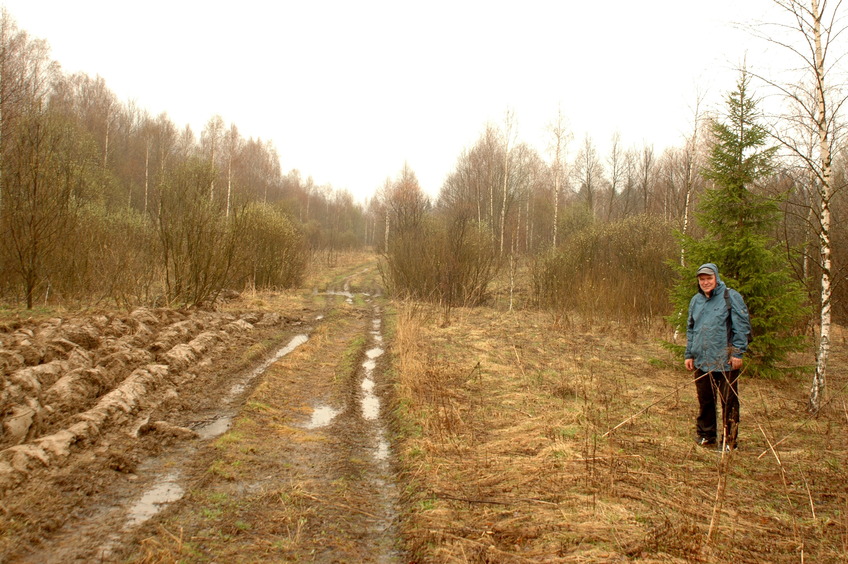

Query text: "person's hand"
[730, 357, 743, 370]
[685, 358, 694, 371]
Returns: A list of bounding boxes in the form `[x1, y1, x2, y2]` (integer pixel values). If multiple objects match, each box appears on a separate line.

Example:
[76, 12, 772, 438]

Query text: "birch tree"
[573, 134, 603, 217]
[499, 110, 517, 255]
[0, 9, 28, 212]
[757, 0, 847, 413]
[638, 145, 655, 214]
[679, 92, 706, 266]
[223, 123, 241, 217]
[547, 109, 571, 247]
[201, 115, 224, 201]
[606, 132, 624, 221]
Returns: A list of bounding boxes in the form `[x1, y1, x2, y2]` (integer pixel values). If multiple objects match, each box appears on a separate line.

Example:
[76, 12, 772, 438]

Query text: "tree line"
[376, 1, 846, 412]
[0, 10, 369, 309]
[1, 3, 844, 409]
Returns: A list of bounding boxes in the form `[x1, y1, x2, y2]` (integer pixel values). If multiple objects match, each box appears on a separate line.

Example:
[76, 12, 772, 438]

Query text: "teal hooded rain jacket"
[685, 263, 752, 373]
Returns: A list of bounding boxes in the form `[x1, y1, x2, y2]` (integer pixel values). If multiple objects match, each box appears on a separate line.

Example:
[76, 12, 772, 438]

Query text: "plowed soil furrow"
[0, 296, 333, 560]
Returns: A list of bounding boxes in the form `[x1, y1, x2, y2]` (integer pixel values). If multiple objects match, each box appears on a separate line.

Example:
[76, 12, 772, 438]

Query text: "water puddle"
[124, 472, 185, 528]
[360, 346, 385, 421]
[356, 307, 401, 561]
[314, 282, 356, 304]
[305, 405, 342, 429]
[114, 332, 311, 545]
[189, 334, 309, 441]
[195, 416, 232, 440]
[358, 313, 392, 469]
[374, 429, 390, 461]
[230, 334, 308, 396]
[326, 290, 354, 304]
[361, 388, 380, 420]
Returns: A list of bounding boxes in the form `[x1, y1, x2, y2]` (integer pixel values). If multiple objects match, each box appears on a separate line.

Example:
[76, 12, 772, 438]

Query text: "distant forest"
[1, 7, 847, 332]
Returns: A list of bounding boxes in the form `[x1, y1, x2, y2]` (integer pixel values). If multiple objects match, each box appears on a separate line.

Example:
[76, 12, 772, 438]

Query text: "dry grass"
[391, 300, 848, 563]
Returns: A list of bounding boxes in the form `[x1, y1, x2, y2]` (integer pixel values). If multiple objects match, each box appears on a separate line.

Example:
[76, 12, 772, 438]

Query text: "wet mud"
[0, 282, 403, 562]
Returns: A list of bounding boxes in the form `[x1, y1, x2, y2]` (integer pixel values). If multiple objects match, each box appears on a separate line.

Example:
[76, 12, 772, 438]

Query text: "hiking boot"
[717, 442, 737, 453]
[696, 437, 716, 447]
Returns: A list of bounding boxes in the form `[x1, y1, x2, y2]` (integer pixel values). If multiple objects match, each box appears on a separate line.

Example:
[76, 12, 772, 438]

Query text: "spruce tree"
[669, 70, 808, 377]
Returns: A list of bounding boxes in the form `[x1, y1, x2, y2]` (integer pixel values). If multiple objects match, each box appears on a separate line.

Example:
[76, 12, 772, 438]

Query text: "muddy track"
[0, 275, 402, 562]
[270, 301, 401, 562]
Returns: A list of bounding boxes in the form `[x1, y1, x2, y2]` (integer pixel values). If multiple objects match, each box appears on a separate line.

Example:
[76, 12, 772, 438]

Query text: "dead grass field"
[390, 299, 848, 563]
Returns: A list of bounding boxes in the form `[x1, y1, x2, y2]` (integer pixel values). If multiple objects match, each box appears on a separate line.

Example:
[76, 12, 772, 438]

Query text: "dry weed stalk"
[796, 460, 817, 521]
[136, 525, 185, 563]
[603, 372, 707, 438]
[757, 423, 804, 555]
[706, 448, 732, 543]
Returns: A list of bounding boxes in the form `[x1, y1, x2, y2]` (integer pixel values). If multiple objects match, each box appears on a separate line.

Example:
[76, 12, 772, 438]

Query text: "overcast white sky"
[1, 1, 797, 201]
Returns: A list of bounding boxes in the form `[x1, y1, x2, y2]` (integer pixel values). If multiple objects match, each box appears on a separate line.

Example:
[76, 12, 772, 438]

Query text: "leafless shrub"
[231, 202, 309, 290]
[381, 216, 498, 311]
[532, 214, 676, 326]
[153, 158, 240, 307]
[49, 204, 159, 307]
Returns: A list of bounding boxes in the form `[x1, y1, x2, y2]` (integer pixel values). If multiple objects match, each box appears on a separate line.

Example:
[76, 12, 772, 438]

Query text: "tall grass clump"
[532, 214, 677, 326]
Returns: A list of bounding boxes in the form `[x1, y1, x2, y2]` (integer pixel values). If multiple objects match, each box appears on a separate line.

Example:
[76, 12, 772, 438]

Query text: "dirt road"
[0, 258, 401, 562]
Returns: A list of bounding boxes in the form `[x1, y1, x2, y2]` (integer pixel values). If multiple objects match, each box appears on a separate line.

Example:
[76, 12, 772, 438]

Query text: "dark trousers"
[694, 368, 740, 447]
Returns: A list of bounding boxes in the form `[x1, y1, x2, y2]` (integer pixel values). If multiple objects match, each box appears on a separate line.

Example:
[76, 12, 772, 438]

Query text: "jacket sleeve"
[684, 297, 695, 359]
[728, 290, 752, 357]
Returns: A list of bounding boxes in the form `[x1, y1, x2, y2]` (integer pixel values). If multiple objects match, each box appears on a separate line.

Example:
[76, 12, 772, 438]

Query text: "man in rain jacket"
[684, 263, 752, 451]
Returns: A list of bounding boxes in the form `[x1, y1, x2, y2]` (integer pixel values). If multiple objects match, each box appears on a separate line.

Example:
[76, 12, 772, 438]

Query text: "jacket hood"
[696, 263, 725, 295]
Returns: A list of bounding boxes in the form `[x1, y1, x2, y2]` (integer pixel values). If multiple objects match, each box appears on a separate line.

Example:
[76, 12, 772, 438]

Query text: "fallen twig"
[603, 372, 708, 438]
[756, 379, 848, 459]
[433, 491, 558, 507]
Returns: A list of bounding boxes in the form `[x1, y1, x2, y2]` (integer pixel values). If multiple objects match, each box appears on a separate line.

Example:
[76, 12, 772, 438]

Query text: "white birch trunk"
[384, 210, 390, 251]
[499, 153, 509, 255]
[553, 168, 560, 248]
[144, 140, 150, 215]
[809, 0, 831, 414]
[0, 12, 7, 214]
[226, 156, 232, 218]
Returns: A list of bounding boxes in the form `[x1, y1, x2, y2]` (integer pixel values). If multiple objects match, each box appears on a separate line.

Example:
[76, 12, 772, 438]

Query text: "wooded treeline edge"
[0, 5, 843, 407]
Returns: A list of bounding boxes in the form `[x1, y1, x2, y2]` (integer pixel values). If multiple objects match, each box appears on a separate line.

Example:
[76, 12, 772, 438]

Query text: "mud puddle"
[350, 307, 400, 560]
[292, 303, 401, 561]
[127, 335, 310, 522]
[19, 333, 311, 563]
[189, 333, 309, 441]
[19, 289, 403, 562]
